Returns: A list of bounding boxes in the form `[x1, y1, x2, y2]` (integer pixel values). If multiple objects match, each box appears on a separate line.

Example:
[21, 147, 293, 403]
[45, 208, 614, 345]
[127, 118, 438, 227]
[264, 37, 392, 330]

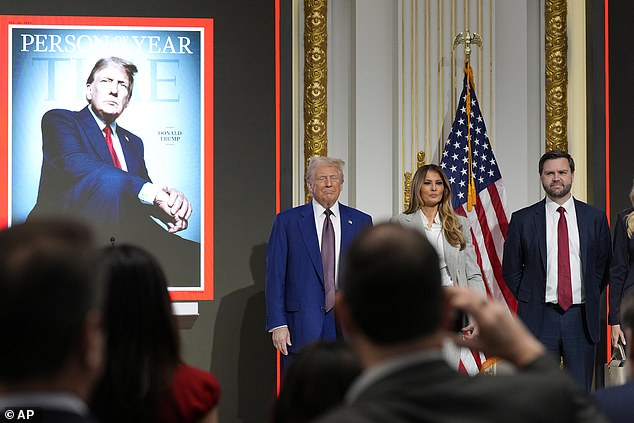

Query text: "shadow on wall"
[211, 243, 277, 423]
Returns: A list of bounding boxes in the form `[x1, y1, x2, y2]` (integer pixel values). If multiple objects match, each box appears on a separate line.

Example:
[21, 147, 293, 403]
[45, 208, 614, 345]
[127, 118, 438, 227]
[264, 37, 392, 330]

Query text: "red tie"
[104, 125, 122, 169]
[557, 206, 572, 311]
[322, 209, 335, 312]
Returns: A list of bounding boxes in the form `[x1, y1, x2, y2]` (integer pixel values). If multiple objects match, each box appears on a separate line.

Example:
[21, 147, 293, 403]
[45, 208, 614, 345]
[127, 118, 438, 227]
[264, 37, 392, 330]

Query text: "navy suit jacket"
[502, 198, 611, 343]
[594, 381, 634, 423]
[609, 207, 634, 324]
[316, 355, 607, 423]
[29, 106, 150, 227]
[265, 202, 372, 352]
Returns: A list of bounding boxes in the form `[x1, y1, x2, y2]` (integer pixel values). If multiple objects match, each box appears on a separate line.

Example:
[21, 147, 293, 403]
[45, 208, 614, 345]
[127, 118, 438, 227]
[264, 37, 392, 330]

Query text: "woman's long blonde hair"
[404, 164, 466, 250]
[626, 181, 634, 239]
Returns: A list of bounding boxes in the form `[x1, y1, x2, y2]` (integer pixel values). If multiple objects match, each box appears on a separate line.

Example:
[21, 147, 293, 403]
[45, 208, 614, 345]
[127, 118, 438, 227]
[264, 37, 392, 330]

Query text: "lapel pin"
[348, 220, 352, 224]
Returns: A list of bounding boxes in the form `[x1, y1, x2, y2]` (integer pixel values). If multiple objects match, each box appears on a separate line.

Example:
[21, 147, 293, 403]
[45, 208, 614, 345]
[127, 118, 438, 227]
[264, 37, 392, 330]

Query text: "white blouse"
[419, 211, 453, 287]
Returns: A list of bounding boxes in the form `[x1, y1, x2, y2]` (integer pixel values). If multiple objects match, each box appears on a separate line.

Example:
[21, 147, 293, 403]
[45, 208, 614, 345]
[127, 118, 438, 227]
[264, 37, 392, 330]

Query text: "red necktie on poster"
[104, 125, 122, 169]
[322, 209, 335, 312]
[557, 206, 572, 311]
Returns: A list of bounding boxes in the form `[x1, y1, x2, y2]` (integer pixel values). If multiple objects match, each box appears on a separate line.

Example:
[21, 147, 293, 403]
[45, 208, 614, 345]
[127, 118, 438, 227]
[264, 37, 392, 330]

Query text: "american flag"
[440, 65, 516, 374]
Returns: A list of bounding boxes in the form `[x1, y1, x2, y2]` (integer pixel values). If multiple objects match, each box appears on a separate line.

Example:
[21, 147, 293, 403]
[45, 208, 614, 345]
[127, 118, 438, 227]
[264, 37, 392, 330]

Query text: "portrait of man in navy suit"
[265, 156, 372, 368]
[28, 57, 199, 284]
[503, 150, 611, 391]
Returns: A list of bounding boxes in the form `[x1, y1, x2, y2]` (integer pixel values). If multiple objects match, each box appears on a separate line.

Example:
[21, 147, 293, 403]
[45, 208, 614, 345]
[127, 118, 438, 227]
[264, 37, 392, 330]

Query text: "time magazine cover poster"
[1, 15, 214, 300]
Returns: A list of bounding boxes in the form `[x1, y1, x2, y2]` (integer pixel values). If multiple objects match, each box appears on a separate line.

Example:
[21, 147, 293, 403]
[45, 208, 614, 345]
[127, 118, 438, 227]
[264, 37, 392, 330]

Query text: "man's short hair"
[340, 223, 442, 345]
[0, 218, 100, 383]
[305, 156, 345, 185]
[86, 56, 138, 101]
[538, 150, 575, 174]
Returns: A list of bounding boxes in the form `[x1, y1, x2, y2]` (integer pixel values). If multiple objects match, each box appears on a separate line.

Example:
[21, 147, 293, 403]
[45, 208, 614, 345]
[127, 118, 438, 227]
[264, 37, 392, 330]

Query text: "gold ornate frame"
[303, 0, 328, 201]
[545, 0, 568, 152]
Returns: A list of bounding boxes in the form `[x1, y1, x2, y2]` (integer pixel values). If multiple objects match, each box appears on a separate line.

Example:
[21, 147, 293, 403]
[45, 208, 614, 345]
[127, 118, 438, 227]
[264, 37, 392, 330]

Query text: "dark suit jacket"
[37, 409, 96, 423]
[265, 202, 372, 352]
[29, 106, 150, 228]
[594, 381, 634, 423]
[609, 207, 634, 324]
[502, 199, 611, 343]
[314, 355, 607, 423]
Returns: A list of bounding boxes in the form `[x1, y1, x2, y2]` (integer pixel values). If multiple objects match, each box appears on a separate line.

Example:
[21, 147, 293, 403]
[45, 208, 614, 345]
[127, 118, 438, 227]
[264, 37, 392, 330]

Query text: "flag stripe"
[466, 207, 507, 306]
[475, 197, 516, 312]
[488, 182, 509, 235]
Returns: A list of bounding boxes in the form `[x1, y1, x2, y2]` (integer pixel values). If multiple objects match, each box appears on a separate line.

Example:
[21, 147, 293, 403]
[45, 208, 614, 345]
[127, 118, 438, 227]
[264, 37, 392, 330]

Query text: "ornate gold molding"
[417, 151, 426, 169]
[403, 171, 412, 211]
[545, 0, 568, 152]
[304, 0, 328, 201]
[403, 151, 427, 211]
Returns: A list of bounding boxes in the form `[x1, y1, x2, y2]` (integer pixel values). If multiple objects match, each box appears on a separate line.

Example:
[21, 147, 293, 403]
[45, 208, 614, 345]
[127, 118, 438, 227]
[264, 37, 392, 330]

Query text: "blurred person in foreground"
[270, 341, 361, 423]
[594, 289, 634, 422]
[314, 223, 607, 423]
[0, 218, 104, 423]
[90, 245, 219, 423]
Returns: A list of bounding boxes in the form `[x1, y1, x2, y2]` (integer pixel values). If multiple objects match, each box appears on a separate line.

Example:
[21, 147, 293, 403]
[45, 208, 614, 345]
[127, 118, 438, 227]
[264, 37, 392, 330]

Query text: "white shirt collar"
[545, 195, 574, 214]
[419, 209, 441, 226]
[312, 199, 341, 218]
[88, 106, 118, 133]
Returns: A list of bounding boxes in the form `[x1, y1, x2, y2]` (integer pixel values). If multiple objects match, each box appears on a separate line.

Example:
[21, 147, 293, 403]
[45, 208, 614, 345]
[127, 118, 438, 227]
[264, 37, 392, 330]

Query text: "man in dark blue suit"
[265, 156, 372, 367]
[503, 150, 611, 391]
[28, 57, 198, 284]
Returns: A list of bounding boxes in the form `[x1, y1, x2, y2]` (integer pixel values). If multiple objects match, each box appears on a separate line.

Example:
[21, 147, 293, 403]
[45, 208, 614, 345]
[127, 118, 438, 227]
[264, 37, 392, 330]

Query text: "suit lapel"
[340, 204, 353, 251]
[574, 199, 588, 276]
[298, 204, 324, 282]
[78, 106, 115, 164]
[116, 126, 140, 174]
[408, 211, 426, 232]
[443, 233, 459, 281]
[534, 200, 547, 273]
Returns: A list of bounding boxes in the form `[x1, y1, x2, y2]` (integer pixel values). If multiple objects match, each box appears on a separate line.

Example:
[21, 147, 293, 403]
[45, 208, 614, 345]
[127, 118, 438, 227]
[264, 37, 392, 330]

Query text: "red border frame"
[604, 0, 612, 361]
[0, 15, 214, 301]
[274, 0, 282, 395]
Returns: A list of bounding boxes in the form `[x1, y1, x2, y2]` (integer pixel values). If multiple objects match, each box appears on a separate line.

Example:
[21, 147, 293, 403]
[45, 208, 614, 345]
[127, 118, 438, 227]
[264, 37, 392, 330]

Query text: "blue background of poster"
[10, 26, 203, 242]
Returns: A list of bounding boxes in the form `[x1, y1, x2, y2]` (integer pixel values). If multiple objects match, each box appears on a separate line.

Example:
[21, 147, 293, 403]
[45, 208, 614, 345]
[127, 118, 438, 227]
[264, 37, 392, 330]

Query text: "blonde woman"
[392, 164, 486, 339]
[610, 182, 634, 347]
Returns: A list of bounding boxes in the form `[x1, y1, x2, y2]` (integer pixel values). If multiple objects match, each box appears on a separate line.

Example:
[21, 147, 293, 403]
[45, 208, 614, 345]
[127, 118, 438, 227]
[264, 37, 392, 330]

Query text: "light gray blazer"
[391, 211, 486, 295]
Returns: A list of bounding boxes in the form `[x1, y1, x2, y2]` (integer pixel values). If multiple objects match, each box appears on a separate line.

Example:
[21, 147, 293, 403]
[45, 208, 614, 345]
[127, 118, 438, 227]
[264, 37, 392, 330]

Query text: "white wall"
[318, 0, 545, 221]
[493, 0, 544, 213]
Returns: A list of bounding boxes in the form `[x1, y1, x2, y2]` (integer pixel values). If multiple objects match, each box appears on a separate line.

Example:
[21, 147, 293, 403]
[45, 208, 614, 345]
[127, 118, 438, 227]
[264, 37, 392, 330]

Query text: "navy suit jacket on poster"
[29, 106, 150, 228]
[502, 198, 611, 343]
[265, 202, 372, 353]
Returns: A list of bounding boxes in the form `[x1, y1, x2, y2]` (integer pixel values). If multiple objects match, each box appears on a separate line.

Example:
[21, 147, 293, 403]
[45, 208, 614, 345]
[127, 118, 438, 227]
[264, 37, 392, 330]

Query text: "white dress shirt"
[313, 200, 342, 287]
[545, 196, 584, 304]
[419, 211, 453, 287]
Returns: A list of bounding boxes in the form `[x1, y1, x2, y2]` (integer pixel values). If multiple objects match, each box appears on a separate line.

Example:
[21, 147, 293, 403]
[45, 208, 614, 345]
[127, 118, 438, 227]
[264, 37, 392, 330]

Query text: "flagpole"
[453, 30, 482, 212]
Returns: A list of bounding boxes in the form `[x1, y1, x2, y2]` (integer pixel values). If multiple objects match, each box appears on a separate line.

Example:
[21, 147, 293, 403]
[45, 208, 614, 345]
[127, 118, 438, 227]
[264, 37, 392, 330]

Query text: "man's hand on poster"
[154, 186, 192, 233]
